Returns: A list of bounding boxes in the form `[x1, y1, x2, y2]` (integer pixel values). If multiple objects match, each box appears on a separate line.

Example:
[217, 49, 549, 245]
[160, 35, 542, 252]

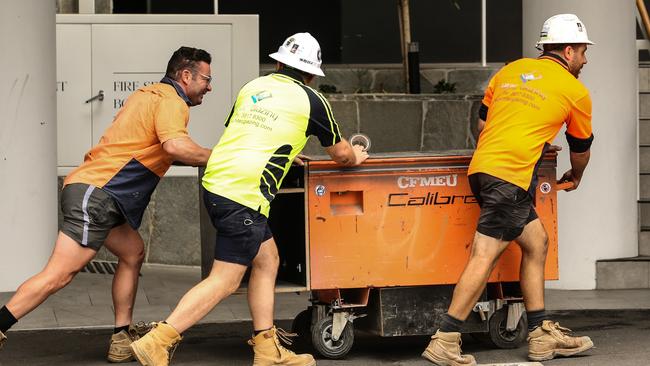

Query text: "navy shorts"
[468, 173, 538, 242]
[60, 183, 126, 250]
[203, 191, 273, 266]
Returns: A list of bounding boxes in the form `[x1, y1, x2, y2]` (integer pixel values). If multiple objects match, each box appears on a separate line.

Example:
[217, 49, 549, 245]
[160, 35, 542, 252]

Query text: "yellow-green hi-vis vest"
[202, 69, 342, 217]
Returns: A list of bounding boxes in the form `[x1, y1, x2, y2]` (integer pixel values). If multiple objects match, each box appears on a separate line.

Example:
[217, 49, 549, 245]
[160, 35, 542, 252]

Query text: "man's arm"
[162, 136, 212, 167]
[478, 118, 486, 133]
[325, 139, 368, 166]
[558, 150, 590, 191]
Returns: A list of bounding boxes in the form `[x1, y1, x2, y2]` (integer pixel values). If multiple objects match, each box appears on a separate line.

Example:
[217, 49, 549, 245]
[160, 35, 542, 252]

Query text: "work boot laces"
[167, 340, 180, 363]
[275, 328, 299, 355]
[548, 322, 574, 339]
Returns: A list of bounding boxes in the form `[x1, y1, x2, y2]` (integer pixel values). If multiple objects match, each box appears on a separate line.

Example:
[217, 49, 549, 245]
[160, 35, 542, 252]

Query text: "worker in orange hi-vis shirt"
[422, 14, 595, 366]
[0, 47, 213, 363]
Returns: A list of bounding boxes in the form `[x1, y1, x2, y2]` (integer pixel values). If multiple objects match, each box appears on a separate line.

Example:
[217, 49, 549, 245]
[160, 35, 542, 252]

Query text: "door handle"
[85, 90, 104, 103]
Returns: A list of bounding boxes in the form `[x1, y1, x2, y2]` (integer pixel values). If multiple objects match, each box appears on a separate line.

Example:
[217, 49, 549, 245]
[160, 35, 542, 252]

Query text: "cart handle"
[556, 181, 575, 191]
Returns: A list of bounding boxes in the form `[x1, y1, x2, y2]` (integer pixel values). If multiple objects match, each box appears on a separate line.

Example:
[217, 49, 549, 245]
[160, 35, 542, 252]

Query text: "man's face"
[567, 44, 588, 78]
[183, 61, 212, 106]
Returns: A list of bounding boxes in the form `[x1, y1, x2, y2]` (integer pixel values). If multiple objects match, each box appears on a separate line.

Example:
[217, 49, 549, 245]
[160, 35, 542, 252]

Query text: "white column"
[523, 0, 638, 289]
[0, 1, 57, 291]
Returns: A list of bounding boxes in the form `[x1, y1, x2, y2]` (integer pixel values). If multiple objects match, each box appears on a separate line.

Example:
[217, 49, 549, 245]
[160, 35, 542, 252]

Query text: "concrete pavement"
[1, 310, 650, 365]
[1, 264, 649, 331]
[1, 264, 650, 365]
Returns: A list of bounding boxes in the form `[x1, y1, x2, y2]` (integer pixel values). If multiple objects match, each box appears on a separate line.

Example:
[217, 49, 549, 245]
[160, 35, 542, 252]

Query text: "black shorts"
[468, 173, 538, 242]
[203, 191, 273, 266]
[60, 183, 126, 250]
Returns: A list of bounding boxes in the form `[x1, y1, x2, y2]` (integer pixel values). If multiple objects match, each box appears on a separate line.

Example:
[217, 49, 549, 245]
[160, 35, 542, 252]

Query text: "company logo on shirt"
[251, 91, 272, 104]
[520, 73, 542, 83]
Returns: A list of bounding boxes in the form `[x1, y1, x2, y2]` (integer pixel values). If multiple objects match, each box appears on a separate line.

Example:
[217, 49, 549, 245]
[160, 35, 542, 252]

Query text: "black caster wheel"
[487, 307, 528, 349]
[311, 315, 354, 359]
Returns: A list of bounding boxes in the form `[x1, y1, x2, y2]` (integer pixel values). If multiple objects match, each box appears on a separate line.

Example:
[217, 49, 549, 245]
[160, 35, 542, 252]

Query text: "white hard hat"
[536, 14, 594, 50]
[269, 32, 325, 77]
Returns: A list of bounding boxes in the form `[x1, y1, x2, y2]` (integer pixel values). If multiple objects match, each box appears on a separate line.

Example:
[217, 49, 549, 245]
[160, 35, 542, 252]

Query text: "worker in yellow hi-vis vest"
[131, 33, 368, 366]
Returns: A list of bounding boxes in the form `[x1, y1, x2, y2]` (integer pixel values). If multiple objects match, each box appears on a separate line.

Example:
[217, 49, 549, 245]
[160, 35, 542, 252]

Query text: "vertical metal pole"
[481, 0, 487, 66]
[399, 0, 412, 92]
[408, 42, 420, 94]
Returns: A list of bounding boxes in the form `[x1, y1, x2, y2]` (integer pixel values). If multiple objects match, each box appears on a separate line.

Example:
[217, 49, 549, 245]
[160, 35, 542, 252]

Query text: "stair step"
[641, 146, 650, 172]
[642, 232, 650, 256]
[596, 257, 650, 289]
[597, 256, 650, 262]
[641, 119, 650, 145]
[641, 93, 650, 117]
[640, 202, 650, 227]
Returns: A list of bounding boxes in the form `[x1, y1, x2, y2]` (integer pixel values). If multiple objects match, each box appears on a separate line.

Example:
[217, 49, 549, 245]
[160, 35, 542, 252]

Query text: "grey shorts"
[468, 173, 538, 242]
[60, 183, 126, 250]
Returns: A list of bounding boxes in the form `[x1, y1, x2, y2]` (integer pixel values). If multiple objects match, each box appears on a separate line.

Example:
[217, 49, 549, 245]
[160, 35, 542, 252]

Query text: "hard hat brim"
[269, 52, 325, 77]
[535, 39, 595, 50]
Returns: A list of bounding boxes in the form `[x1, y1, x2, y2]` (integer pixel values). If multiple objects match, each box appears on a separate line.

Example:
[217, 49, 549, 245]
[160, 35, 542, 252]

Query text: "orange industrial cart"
[200, 151, 566, 359]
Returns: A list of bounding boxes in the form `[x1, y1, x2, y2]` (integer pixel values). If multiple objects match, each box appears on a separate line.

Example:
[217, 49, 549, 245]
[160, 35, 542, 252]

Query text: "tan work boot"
[130, 322, 182, 366]
[528, 320, 594, 361]
[108, 323, 153, 363]
[0, 329, 6, 350]
[421, 330, 477, 366]
[248, 327, 316, 366]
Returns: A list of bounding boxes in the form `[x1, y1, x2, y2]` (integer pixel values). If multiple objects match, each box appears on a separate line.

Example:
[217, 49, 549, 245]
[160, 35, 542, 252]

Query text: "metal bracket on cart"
[505, 302, 525, 332]
[331, 311, 366, 341]
[493, 298, 526, 331]
[473, 301, 493, 321]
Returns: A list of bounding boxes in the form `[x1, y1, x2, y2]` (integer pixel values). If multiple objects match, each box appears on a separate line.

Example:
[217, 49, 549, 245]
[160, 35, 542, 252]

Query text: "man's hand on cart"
[352, 144, 369, 164]
[293, 154, 311, 166]
[557, 169, 579, 191]
[547, 144, 562, 154]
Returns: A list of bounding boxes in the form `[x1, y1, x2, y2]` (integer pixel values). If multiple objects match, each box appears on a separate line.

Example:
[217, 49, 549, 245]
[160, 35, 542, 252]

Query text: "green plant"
[433, 79, 457, 94]
[318, 84, 340, 94]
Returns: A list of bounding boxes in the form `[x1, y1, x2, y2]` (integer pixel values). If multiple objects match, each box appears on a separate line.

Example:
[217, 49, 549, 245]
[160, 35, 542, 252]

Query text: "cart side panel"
[307, 155, 559, 290]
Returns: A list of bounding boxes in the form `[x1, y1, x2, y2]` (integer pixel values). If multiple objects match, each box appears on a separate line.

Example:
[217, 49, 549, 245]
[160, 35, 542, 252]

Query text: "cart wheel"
[291, 309, 313, 351]
[488, 308, 528, 349]
[311, 315, 354, 359]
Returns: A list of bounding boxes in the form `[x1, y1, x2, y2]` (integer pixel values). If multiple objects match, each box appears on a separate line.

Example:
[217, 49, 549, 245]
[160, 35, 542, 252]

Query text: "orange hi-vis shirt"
[64, 79, 191, 228]
[468, 54, 593, 191]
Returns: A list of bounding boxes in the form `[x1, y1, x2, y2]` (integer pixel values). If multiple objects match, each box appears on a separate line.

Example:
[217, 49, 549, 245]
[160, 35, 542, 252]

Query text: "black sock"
[0, 306, 18, 333]
[114, 325, 129, 334]
[439, 313, 464, 333]
[527, 309, 547, 331]
[254, 327, 272, 335]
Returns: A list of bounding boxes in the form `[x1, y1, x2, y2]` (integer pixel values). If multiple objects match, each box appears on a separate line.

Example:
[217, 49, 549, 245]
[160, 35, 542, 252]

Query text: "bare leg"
[165, 260, 247, 333]
[515, 219, 548, 311]
[447, 232, 510, 320]
[6, 232, 96, 318]
[247, 238, 279, 330]
[103, 223, 145, 327]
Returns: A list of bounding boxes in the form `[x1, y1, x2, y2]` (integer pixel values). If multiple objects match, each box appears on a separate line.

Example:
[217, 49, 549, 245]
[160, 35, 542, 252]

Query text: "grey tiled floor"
[1, 264, 649, 331]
